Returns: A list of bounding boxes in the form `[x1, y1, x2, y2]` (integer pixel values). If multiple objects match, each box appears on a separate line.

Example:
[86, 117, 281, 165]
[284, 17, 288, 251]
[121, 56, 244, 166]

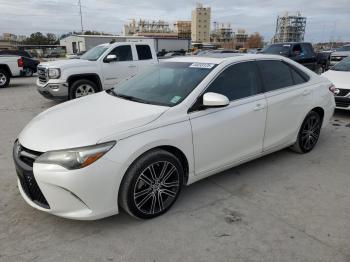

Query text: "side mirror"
[105, 54, 117, 63]
[203, 92, 229, 108]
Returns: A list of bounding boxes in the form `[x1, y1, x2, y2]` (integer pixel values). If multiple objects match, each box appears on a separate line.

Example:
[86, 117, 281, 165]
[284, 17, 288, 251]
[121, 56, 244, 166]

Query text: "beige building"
[175, 21, 191, 40]
[191, 3, 211, 43]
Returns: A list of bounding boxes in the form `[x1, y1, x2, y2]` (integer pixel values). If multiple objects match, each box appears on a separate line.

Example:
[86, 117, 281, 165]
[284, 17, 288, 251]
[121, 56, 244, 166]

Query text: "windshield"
[336, 46, 350, 52]
[80, 45, 108, 61]
[262, 44, 291, 55]
[331, 57, 350, 71]
[109, 62, 217, 107]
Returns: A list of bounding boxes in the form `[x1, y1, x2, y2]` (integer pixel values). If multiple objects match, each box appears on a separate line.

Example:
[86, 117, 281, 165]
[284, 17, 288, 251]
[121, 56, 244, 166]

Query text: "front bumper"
[335, 96, 350, 110]
[36, 79, 69, 101]
[13, 141, 124, 220]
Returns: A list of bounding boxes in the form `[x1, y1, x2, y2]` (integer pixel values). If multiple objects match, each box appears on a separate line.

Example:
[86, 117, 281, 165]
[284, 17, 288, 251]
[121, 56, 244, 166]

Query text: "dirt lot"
[1, 77, 350, 262]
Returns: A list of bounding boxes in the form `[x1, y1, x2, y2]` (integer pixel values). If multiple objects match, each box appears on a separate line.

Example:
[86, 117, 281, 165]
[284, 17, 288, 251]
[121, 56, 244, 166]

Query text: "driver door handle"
[128, 65, 137, 68]
[253, 103, 265, 111]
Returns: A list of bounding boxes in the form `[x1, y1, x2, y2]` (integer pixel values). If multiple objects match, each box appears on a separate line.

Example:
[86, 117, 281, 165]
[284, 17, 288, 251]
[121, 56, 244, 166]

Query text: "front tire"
[119, 149, 184, 219]
[291, 111, 322, 154]
[0, 69, 10, 88]
[69, 79, 99, 99]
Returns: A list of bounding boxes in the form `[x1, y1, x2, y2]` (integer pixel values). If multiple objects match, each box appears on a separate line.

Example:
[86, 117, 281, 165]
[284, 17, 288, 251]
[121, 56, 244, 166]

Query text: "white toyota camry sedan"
[14, 55, 335, 220]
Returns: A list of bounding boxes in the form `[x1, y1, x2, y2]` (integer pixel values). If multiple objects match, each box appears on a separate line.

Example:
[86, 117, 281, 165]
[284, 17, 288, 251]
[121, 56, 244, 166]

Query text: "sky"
[0, 0, 349, 43]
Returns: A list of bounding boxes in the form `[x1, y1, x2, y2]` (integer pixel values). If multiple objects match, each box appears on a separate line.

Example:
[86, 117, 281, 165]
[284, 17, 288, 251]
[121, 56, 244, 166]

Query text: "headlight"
[36, 141, 115, 170]
[48, 68, 61, 79]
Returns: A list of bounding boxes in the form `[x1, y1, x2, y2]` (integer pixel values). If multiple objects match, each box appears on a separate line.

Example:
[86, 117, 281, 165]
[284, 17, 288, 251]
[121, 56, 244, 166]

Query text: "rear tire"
[119, 149, 184, 219]
[69, 79, 99, 100]
[290, 111, 322, 154]
[0, 69, 10, 88]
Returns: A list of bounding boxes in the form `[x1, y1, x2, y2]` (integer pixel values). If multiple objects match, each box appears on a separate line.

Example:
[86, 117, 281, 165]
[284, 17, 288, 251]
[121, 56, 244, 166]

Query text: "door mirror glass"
[105, 54, 117, 63]
[203, 92, 229, 108]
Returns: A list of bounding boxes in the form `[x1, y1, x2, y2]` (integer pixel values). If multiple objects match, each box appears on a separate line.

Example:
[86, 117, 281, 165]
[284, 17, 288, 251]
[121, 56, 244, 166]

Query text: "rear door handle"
[128, 65, 137, 68]
[254, 104, 265, 111]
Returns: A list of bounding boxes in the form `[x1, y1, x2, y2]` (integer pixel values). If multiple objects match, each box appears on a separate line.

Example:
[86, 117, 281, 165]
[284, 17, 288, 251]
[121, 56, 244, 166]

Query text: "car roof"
[168, 54, 285, 65]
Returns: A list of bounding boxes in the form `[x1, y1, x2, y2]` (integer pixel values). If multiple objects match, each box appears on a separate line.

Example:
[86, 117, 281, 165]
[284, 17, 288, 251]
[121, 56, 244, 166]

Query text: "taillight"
[17, 58, 24, 68]
[329, 85, 339, 95]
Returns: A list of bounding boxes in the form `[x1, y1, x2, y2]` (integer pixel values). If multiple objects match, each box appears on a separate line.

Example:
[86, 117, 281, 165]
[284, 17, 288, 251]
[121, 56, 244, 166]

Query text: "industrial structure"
[272, 12, 307, 43]
[234, 29, 248, 49]
[123, 19, 178, 38]
[210, 22, 234, 48]
[191, 3, 211, 43]
[174, 21, 192, 40]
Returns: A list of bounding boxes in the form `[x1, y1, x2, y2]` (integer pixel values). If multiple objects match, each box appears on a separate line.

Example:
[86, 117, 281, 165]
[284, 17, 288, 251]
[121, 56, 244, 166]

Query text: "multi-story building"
[234, 29, 248, 49]
[175, 21, 191, 40]
[191, 3, 211, 43]
[272, 12, 306, 43]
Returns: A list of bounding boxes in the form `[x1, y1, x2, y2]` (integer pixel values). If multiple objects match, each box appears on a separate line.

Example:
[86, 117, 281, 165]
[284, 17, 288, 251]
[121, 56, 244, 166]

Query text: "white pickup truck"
[37, 41, 158, 100]
[0, 56, 24, 88]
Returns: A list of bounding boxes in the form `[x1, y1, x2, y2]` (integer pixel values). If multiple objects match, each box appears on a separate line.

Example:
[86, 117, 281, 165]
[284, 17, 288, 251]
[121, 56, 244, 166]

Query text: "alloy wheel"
[75, 84, 95, 98]
[300, 114, 321, 151]
[0, 73, 7, 86]
[133, 161, 180, 215]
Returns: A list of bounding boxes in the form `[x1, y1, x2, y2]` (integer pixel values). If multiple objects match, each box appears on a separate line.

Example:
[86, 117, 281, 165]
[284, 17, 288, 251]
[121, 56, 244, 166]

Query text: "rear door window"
[136, 45, 153, 60]
[257, 60, 294, 92]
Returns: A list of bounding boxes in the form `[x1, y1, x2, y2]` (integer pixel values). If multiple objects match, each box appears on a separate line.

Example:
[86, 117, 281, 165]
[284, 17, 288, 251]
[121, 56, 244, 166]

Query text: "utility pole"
[78, 0, 84, 34]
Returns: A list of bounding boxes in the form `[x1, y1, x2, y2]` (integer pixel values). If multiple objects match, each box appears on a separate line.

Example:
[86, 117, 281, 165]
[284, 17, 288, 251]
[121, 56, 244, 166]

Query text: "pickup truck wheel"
[69, 79, 98, 99]
[0, 69, 10, 88]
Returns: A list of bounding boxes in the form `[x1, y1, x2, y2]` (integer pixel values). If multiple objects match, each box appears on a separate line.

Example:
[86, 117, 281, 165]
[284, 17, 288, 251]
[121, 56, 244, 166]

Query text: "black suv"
[0, 50, 40, 76]
[261, 42, 330, 73]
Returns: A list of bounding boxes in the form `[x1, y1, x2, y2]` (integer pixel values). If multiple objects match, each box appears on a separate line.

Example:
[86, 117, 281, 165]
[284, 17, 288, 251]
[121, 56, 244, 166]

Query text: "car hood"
[322, 70, 350, 90]
[19, 92, 168, 152]
[39, 59, 94, 69]
[331, 51, 350, 57]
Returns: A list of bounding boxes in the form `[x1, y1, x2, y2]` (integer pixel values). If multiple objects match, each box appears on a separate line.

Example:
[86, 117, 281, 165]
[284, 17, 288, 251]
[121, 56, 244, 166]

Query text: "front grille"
[18, 171, 50, 208]
[13, 141, 50, 209]
[335, 97, 350, 108]
[37, 67, 48, 84]
[18, 145, 42, 167]
[336, 88, 350, 97]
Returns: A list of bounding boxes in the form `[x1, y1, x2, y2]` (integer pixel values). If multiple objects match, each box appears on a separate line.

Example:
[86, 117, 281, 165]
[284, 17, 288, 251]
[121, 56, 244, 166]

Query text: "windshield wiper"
[109, 90, 153, 104]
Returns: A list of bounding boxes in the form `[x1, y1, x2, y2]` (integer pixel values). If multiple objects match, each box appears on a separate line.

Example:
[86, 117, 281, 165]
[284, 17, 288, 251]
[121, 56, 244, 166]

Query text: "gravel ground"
[1, 77, 350, 262]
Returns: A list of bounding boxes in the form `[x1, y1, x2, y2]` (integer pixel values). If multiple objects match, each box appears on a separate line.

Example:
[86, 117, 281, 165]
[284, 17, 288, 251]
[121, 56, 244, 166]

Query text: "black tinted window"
[206, 62, 261, 101]
[136, 45, 152, 60]
[110, 45, 133, 61]
[289, 65, 309, 84]
[257, 60, 294, 91]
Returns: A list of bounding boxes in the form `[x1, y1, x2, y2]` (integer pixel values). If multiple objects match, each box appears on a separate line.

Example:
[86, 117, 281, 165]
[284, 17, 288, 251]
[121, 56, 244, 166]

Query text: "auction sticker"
[189, 63, 215, 69]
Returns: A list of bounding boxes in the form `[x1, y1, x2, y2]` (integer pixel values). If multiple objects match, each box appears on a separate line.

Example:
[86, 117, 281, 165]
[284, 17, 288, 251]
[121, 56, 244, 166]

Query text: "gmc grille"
[38, 67, 48, 84]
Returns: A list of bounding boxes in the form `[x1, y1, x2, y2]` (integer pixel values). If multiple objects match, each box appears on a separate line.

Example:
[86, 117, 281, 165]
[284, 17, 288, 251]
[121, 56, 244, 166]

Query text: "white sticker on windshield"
[189, 63, 215, 69]
[170, 96, 182, 104]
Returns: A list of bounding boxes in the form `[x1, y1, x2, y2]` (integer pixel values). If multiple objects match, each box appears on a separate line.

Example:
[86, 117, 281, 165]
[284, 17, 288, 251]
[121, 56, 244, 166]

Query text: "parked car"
[158, 51, 185, 59]
[322, 56, 350, 110]
[261, 42, 330, 73]
[0, 50, 40, 77]
[14, 55, 335, 220]
[37, 41, 158, 100]
[0, 55, 24, 88]
[330, 44, 350, 66]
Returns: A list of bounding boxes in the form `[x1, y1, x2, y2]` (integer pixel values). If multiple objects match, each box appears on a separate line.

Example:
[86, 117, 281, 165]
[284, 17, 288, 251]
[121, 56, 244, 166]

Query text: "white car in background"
[14, 55, 335, 220]
[322, 57, 350, 110]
